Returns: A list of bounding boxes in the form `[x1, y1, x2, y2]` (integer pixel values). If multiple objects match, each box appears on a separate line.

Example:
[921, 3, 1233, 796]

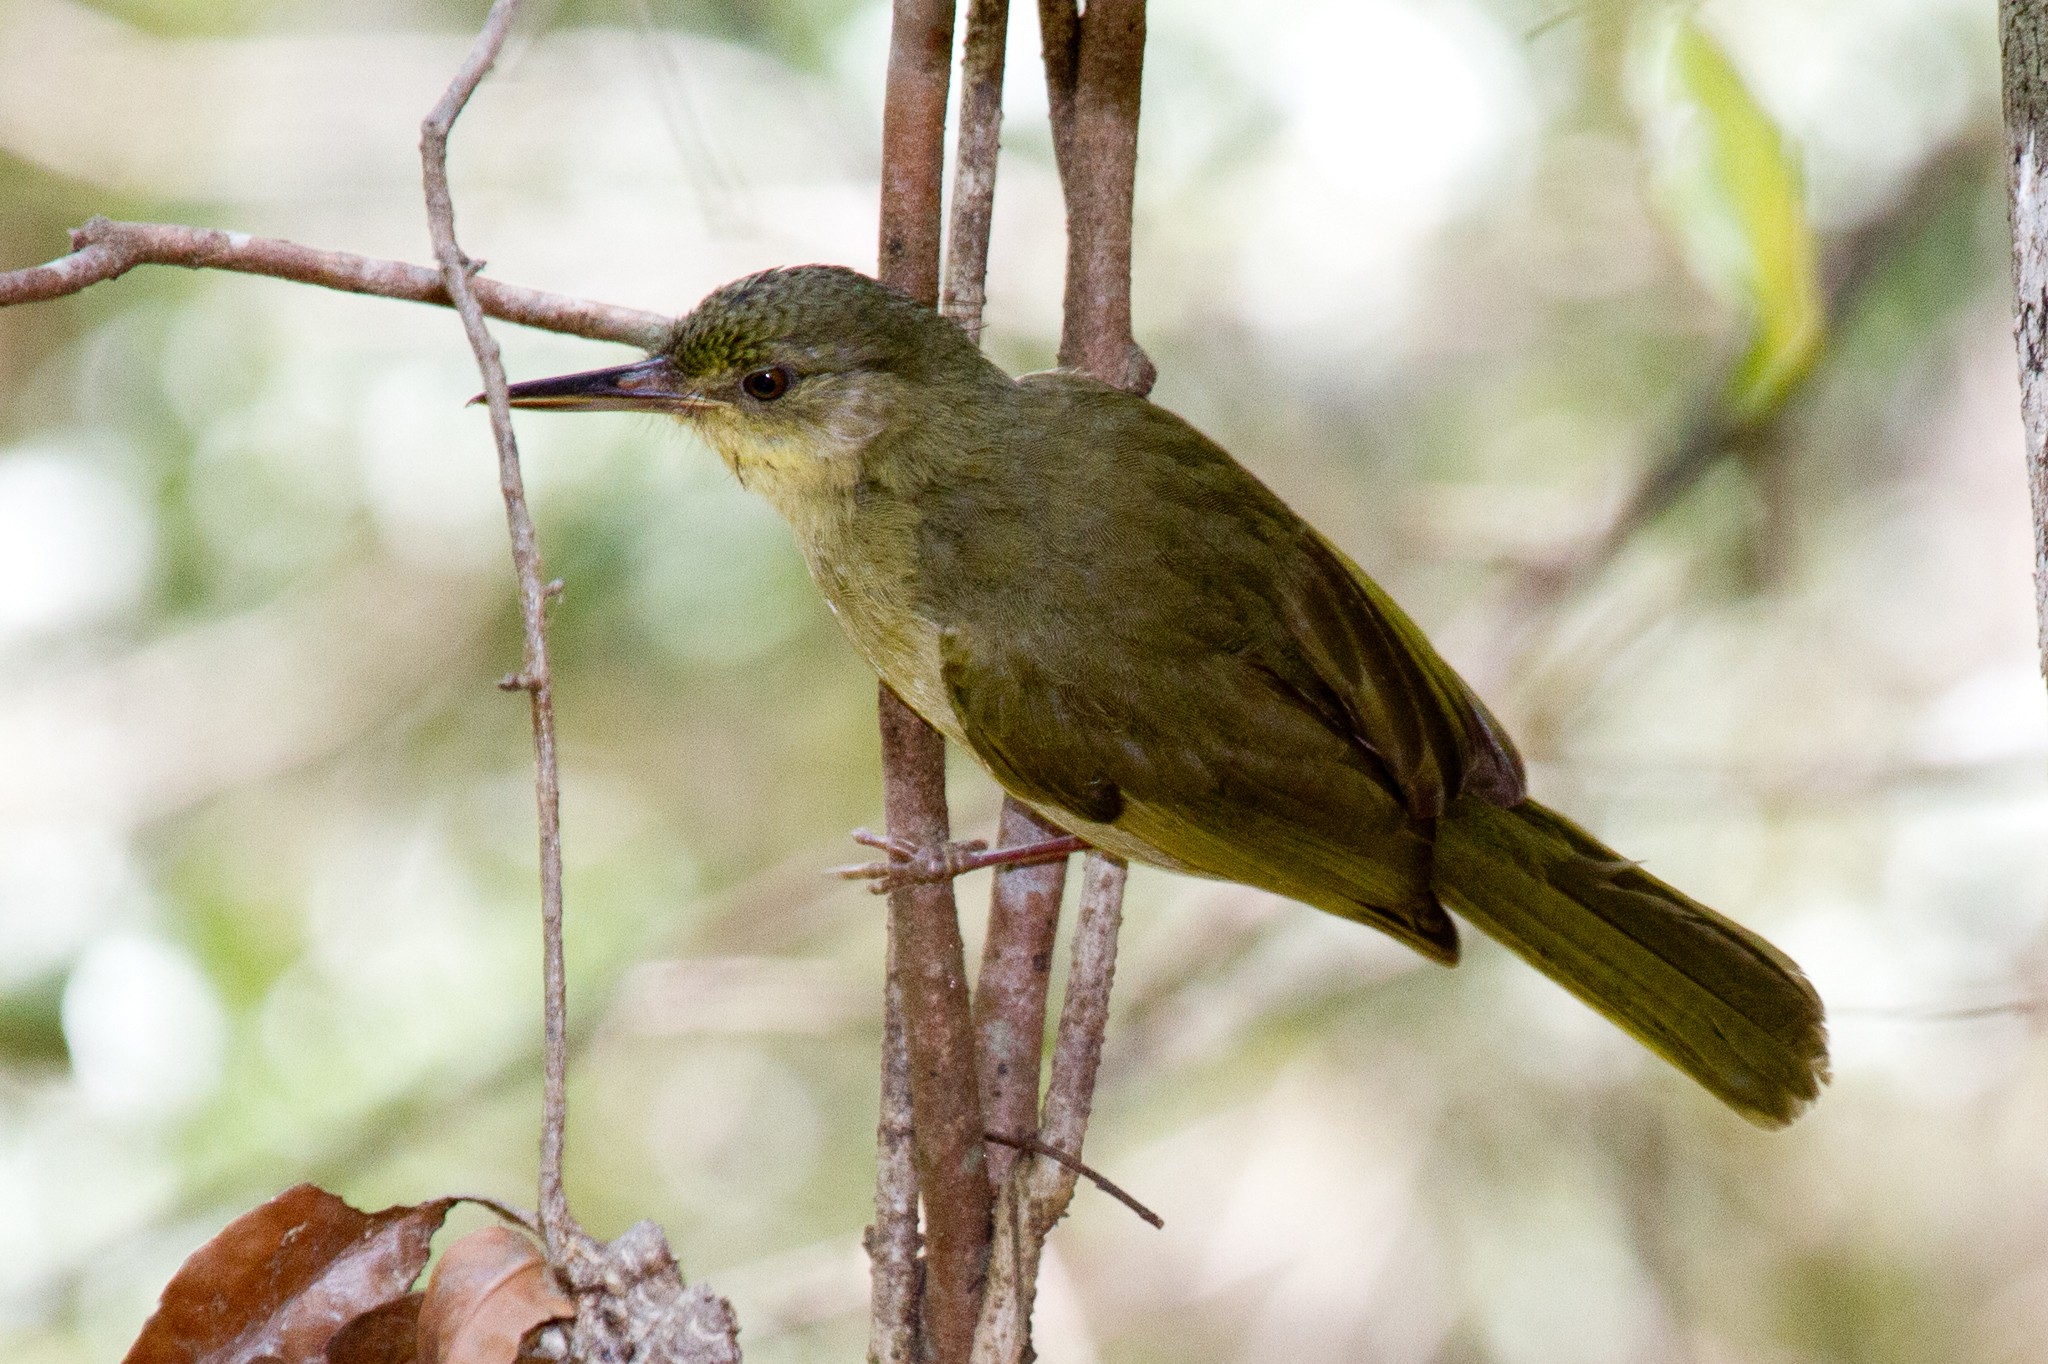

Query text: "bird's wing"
[1244, 523, 1527, 818]
[935, 615, 1462, 963]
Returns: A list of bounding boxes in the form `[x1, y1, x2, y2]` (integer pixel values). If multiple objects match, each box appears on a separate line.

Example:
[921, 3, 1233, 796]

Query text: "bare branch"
[1042, 0, 1152, 393]
[866, 942, 923, 1364]
[972, 854, 1128, 1364]
[872, 3, 999, 1360]
[941, 0, 1012, 343]
[418, 0, 576, 1255]
[1031, 853, 1127, 1201]
[2004, 0, 2048, 685]
[0, 217, 669, 349]
[974, 801, 1069, 1188]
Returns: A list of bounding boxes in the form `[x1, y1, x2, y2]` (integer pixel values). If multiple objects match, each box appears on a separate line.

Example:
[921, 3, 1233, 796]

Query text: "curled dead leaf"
[417, 1226, 575, 1364]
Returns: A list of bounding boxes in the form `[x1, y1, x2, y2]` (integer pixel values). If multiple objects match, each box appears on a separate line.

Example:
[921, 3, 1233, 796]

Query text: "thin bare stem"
[419, 0, 576, 1256]
[981, 1130, 1160, 1229]
[941, 0, 1012, 343]
[0, 217, 668, 348]
[2004, 0, 2048, 686]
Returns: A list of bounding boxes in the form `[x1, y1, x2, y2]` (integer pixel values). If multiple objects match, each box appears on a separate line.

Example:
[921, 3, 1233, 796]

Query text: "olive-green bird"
[506, 264, 1828, 1127]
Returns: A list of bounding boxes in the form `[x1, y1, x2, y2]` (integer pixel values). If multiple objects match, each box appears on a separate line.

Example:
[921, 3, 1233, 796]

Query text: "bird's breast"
[789, 493, 967, 746]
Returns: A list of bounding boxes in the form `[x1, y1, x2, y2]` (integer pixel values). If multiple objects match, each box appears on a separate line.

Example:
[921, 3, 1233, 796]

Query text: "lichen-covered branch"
[2002, 0, 2048, 685]
[941, 0, 1012, 344]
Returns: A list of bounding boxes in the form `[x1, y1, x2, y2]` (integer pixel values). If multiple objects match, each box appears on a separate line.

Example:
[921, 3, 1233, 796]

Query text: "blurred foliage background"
[0, 0, 2039, 1359]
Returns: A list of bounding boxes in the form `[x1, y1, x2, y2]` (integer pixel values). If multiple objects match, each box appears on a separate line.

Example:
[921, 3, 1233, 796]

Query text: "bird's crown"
[665, 265, 981, 383]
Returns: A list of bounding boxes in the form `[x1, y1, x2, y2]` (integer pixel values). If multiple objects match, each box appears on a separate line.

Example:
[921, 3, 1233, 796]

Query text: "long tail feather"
[1436, 797, 1828, 1126]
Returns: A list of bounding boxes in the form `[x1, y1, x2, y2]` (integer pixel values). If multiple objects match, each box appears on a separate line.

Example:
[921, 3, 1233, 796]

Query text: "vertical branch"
[974, 801, 1068, 1187]
[936, 0, 1075, 1194]
[2002, 0, 2048, 686]
[874, 11, 993, 1360]
[418, 0, 577, 1255]
[971, 858, 1128, 1364]
[867, 936, 923, 1364]
[942, 0, 1013, 343]
[1041, 0, 1153, 394]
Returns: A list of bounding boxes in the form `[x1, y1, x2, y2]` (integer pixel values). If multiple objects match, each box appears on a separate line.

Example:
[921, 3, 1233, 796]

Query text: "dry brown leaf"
[123, 1184, 455, 1364]
[416, 1227, 575, 1364]
[324, 1293, 423, 1364]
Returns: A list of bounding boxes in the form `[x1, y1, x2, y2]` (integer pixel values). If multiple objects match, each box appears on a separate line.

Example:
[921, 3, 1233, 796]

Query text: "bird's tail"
[1435, 796, 1828, 1127]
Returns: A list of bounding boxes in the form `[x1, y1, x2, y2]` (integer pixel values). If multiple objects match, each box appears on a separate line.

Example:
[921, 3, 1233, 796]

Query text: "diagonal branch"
[0, 217, 669, 349]
[417, 0, 578, 1256]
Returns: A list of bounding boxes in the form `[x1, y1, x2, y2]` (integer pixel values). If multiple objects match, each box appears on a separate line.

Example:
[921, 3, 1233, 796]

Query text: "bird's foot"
[832, 829, 1088, 894]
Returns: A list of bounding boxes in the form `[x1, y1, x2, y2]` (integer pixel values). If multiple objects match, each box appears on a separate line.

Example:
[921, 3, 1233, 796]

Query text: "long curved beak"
[494, 356, 716, 414]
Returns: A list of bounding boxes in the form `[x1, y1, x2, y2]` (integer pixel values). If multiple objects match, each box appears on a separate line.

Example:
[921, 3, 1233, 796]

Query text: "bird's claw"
[833, 830, 991, 894]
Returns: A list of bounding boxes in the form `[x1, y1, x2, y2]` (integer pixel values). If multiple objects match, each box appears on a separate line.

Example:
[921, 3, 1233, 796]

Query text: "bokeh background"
[0, 0, 2038, 1359]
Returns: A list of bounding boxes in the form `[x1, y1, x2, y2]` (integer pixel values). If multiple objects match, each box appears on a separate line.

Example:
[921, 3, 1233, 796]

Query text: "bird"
[503, 263, 1828, 1127]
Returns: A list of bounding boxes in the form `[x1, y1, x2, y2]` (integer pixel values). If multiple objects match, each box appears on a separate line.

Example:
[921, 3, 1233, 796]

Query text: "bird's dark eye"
[741, 366, 792, 402]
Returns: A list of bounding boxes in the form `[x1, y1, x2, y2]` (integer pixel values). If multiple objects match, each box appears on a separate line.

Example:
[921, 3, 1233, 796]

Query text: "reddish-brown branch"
[874, 695, 990, 1364]
[1041, 0, 1153, 393]
[0, 217, 669, 350]
[418, 0, 578, 1255]
[874, 4, 998, 1361]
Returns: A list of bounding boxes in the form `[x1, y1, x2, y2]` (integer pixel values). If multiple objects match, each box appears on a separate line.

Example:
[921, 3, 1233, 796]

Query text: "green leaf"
[1637, 13, 1824, 423]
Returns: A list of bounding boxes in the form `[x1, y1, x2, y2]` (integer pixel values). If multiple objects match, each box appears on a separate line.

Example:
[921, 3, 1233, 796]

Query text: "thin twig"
[941, 0, 1012, 343]
[0, 217, 668, 348]
[982, 1131, 1161, 1229]
[419, 0, 576, 1256]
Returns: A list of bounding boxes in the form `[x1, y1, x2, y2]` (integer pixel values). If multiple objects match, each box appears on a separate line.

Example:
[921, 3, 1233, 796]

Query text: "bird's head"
[504, 265, 1000, 501]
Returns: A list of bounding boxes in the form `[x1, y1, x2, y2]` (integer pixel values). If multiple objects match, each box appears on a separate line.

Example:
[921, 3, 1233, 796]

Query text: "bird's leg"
[833, 828, 1089, 894]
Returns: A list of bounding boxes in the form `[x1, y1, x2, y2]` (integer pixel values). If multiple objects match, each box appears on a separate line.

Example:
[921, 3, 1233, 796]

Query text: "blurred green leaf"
[0, 971, 71, 1070]
[1638, 14, 1824, 423]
